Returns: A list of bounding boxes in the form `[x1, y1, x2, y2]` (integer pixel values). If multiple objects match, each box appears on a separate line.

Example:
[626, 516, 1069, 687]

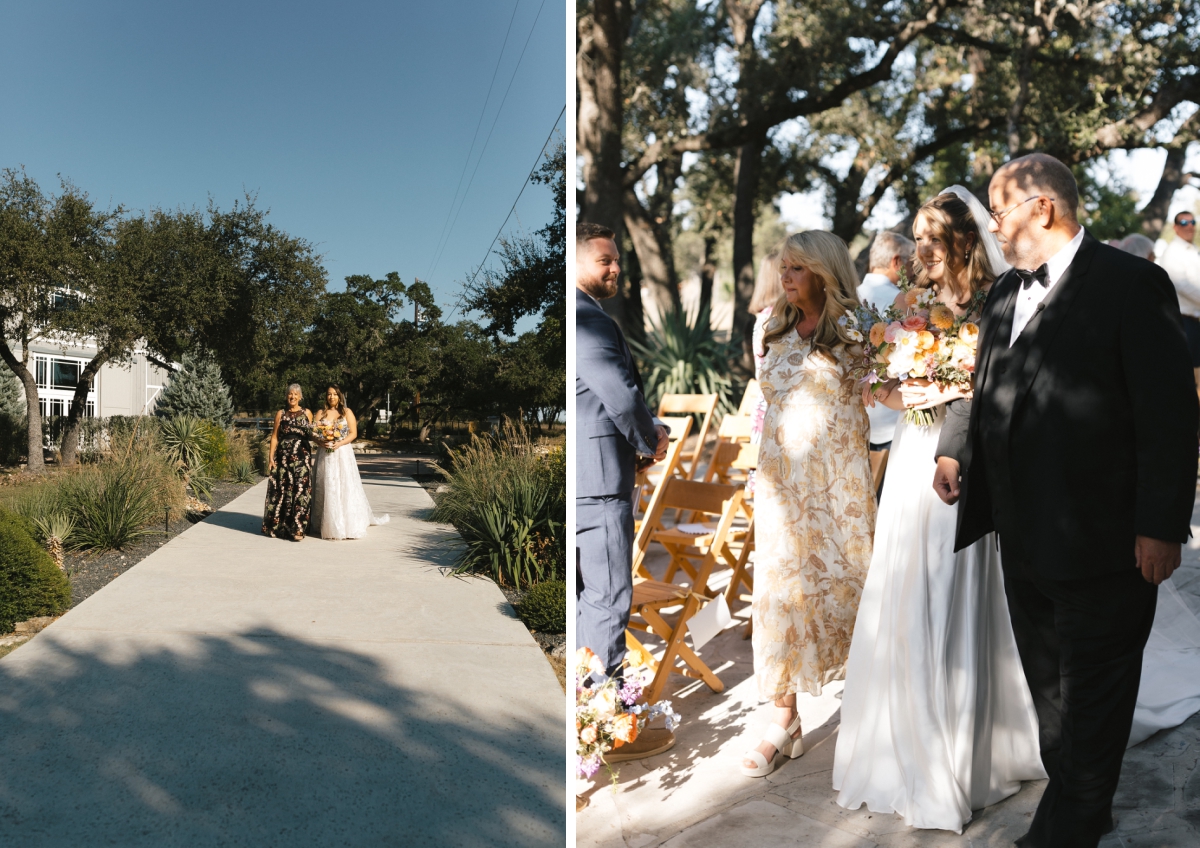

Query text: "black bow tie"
[1016, 264, 1049, 290]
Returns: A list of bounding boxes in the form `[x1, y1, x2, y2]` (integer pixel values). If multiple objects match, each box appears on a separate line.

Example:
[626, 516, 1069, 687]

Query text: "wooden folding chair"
[631, 425, 691, 563]
[701, 414, 754, 485]
[737, 378, 762, 416]
[656, 394, 719, 481]
[626, 480, 745, 704]
[633, 416, 693, 517]
[724, 518, 755, 638]
[635, 478, 744, 597]
[869, 448, 889, 500]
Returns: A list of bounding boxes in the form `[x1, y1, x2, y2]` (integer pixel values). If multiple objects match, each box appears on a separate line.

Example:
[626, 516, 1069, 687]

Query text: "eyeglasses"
[989, 195, 1055, 223]
[1179, 219, 1197, 227]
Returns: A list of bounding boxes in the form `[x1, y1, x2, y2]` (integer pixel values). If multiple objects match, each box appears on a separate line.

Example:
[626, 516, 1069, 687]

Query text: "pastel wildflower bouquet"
[312, 422, 338, 452]
[845, 273, 985, 426]
[574, 647, 681, 781]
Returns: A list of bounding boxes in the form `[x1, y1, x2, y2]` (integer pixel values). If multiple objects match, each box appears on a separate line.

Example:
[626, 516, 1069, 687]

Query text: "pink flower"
[883, 321, 904, 343]
[901, 315, 927, 332]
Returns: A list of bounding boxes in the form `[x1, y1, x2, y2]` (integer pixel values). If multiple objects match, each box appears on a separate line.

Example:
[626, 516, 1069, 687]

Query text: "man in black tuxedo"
[933, 153, 1198, 848]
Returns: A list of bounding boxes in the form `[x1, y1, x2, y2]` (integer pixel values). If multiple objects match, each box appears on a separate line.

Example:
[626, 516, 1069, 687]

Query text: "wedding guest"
[740, 231, 875, 777]
[1118, 233, 1156, 262]
[262, 383, 314, 541]
[1157, 210, 1200, 387]
[576, 222, 673, 761]
[857, 232, 914, 454]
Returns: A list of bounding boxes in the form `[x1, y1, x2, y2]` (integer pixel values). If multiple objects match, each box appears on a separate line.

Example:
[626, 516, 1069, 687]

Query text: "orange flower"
[929, 304, 955, 329]
[904, 290, 920, 308]
[869, 322, 886, 346]
[958, 322, 980, 345]
[580, 724, 598, 745]
[916, 331, 936, 350]
[611, 712, 638, 745]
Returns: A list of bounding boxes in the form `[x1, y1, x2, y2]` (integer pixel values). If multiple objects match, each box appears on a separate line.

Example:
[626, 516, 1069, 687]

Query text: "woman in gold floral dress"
[740, 230, 876, 778]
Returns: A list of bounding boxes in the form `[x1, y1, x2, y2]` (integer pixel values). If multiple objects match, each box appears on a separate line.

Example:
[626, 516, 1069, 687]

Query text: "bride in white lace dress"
[310, 386, 389, 540]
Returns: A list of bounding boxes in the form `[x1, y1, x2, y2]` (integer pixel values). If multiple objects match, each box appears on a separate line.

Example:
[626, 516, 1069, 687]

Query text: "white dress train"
[832, 409, 1046, 833]
[310, 418, 389, 540]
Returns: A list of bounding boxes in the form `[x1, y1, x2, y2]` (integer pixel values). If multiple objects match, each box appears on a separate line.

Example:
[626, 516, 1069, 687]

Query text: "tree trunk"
[620, 231, 646, 346]
[623, 188, 680, 321]
[699, 235, 716, 315]
[59, 352, 109, 467]
[0, 341, 44, 473]
[732, 136, 765, 375]
[1141, 146, 1189, 241]
[577, 0, 634, 330]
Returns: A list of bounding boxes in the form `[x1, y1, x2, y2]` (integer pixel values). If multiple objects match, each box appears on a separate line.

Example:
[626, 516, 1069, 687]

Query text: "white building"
[7, 339, 172, 419]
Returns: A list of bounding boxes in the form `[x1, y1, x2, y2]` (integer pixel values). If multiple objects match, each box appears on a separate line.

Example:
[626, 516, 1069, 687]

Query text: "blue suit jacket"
[576, 288, 660, 498]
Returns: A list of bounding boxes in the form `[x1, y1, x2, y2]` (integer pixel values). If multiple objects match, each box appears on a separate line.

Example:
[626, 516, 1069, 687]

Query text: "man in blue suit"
[576, 223, 667, 693]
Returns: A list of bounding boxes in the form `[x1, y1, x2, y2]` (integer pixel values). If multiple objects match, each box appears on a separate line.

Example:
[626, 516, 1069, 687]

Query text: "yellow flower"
[958, 322, 980, 345]
[869, 322, 886, 346]
[929, 304, 955, 329]
[916, 330, 936, 350]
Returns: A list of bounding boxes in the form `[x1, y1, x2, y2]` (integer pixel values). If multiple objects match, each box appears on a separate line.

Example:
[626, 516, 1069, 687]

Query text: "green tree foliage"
[0, 507, 71, 633]
[153, 353, 235, 428]
[463, 142, 566, 426]
[0, 367, 23, 465]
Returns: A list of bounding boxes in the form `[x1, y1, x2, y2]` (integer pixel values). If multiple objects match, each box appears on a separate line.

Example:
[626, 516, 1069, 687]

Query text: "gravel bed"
[64, 479, 261, 607]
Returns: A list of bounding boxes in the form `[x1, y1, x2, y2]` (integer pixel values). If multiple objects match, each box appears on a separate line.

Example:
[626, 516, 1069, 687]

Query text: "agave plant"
[158, 415, 213, 501]
[628, 302, 737, 414]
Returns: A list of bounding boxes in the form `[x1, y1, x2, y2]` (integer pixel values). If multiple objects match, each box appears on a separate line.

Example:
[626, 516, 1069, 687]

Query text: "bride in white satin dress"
[832, 187, 1200, 834]
[310, 386, 389, 540]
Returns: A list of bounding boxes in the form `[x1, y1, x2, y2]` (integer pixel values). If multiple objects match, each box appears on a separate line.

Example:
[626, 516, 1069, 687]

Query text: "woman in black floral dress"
[262, 383, 314, 540]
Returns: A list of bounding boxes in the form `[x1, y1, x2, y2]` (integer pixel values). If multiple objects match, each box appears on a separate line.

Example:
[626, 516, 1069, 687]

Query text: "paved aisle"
[0, 462, 564, 847]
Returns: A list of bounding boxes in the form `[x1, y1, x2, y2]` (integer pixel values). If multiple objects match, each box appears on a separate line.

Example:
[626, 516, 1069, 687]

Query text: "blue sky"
[0, 0, 566, 316]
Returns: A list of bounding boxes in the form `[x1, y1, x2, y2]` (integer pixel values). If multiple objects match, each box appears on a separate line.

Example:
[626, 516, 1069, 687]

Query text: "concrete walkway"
[577, 494, 1200, 847]
[0, 460, 564, 847]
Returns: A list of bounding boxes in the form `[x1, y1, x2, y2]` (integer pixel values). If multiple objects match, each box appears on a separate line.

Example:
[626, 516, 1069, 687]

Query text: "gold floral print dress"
[752, 330, 875, 700]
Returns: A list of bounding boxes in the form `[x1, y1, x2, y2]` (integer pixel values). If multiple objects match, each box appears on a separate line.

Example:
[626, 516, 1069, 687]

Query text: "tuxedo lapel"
[1009, 234, 1098, 416]
[975, 272, 1020, 391]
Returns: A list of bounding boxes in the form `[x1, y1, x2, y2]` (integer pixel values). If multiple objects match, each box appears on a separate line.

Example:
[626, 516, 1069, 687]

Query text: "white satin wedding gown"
[832, 407, 1200, 833]
[832, 408, 1046, 833]
[310, 417, 389, 540]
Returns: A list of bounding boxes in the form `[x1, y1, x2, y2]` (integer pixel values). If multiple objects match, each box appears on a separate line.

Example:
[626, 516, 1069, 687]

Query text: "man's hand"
[653, 425, 670, 462]
[1135, 535, 1181, 585]
[932, 456, 961, 505]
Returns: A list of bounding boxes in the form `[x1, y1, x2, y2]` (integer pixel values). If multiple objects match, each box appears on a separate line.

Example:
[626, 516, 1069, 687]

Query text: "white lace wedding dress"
[832, 409, 1047, 833]
[309, 417, 389, 540]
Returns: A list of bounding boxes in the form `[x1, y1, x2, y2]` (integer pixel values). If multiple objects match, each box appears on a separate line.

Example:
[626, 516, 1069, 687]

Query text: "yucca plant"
[159, 415, 214, 501]
[61, 462, 159, 550]
[451, 479, 561, 589]
[30, 512, 76, 569]
[232, 460, 257, 484]
[628, 302, 737, 414]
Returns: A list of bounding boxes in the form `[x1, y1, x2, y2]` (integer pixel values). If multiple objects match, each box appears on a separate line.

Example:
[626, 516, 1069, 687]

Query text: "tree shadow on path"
[0, 628, 563, 847]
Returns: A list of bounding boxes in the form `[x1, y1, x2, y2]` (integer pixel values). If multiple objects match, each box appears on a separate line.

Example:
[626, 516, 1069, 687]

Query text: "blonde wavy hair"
[911, 192, 995, 307]
[761, 231, 861, 356]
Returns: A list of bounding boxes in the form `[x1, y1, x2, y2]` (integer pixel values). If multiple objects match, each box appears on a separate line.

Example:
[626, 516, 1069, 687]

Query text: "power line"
[423, 0, 521, 282]
[457, 105, 565, 311]
[427, 0, 550, 283]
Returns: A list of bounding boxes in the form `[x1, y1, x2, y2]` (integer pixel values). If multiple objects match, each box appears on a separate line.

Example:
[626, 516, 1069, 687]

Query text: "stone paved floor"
[577, 492, 1200, 847]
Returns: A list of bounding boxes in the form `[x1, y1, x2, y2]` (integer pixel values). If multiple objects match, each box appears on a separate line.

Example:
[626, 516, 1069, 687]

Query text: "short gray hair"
[869, 231, 915, 273]
[1118, 234, 1155, 260]
[286, 383, 303, 398]
[997, 153, 1080, 219]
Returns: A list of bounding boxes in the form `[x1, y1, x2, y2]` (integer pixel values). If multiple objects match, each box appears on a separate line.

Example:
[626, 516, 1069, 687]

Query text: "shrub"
[231, 460, 257, 483]
[516, 579, 565, 633]
[0, 368, 25, 466]
[198, 420, 231, 480]
[628, 302, 737, 415]
[226, 430, 260, 478]
[159, 415, 216, 500]
[0, 507, 71, 633]
[432, 419, 564, 588]
[60, 460, 161, 550]
[154, 353, 234, 428]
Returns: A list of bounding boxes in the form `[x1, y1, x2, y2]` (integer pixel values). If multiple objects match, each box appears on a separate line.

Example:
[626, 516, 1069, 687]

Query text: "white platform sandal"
[740, 714, 803, 777]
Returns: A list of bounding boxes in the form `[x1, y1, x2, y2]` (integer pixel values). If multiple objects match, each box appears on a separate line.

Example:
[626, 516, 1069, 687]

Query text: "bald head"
[987, 152, 1083, 269]
[993, 153, 1079, 221]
